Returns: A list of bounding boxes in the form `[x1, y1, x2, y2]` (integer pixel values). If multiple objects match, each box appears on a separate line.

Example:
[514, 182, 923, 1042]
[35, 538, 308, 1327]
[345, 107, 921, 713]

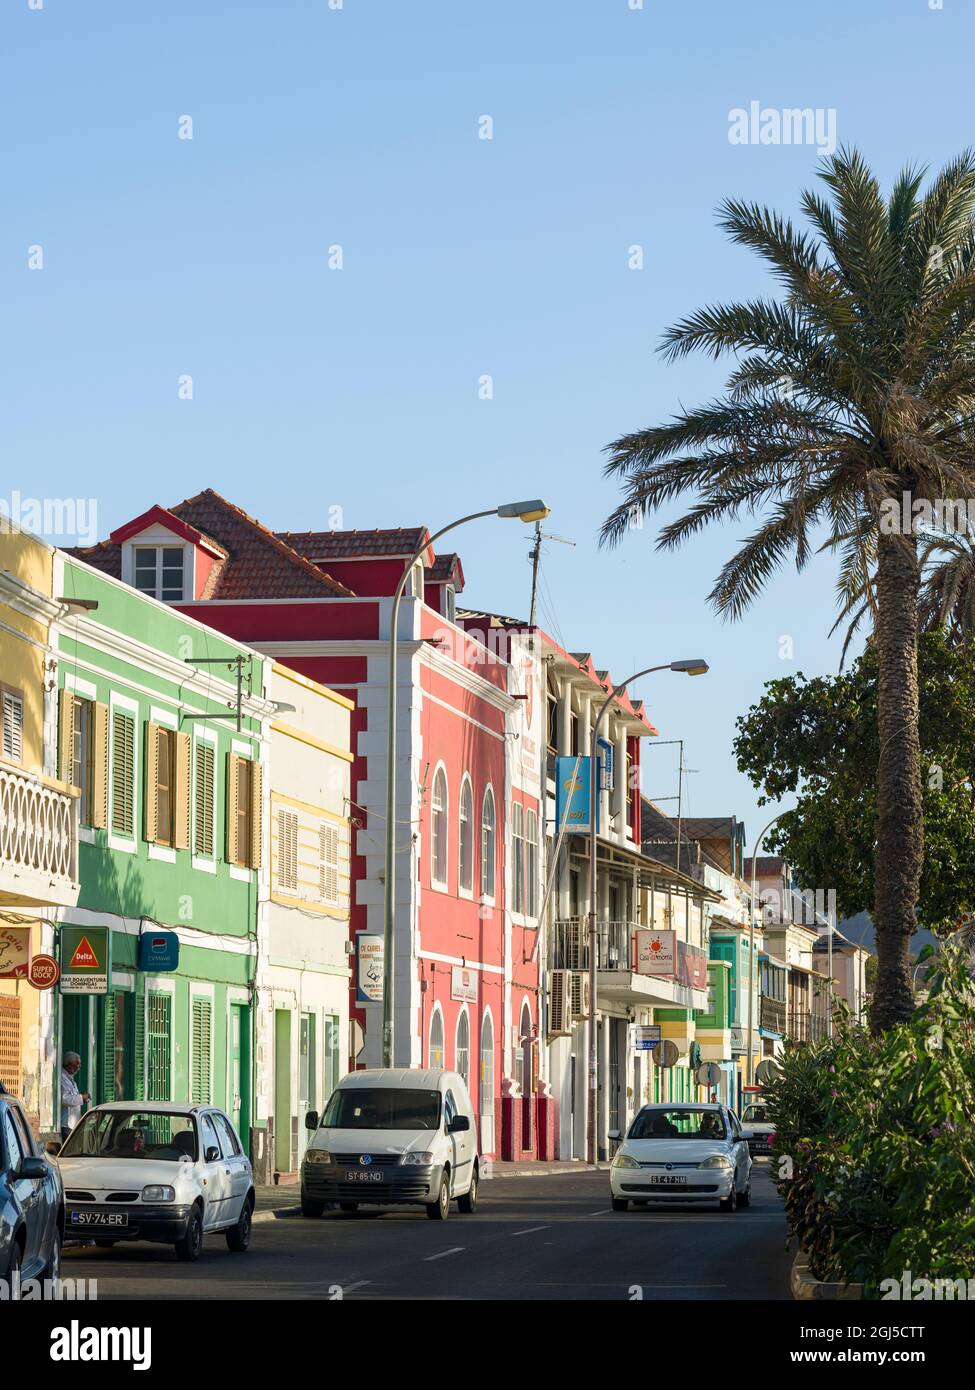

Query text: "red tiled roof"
[67, 489, 355, 600]
[424, 552, 461, 584]
[277, 527, 430, 561]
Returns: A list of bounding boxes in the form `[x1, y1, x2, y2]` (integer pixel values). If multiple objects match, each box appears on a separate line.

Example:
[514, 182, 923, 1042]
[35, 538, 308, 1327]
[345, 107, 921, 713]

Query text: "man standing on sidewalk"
[60, 1051, 89, 1141]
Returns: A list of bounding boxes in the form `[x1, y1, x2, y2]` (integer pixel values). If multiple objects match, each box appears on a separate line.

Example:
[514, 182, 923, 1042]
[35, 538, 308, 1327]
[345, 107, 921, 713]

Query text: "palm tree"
[602, 149, 975, 1031]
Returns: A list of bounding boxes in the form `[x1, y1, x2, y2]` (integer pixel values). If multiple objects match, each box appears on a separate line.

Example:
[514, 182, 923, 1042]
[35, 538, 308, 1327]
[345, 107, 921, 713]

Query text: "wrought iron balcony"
[0, 764, 80, 909]
[760, 995, 787, 1034]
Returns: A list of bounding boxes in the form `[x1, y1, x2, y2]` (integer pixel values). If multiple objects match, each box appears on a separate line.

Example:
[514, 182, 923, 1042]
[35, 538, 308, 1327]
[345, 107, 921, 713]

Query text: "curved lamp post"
[381, 499, 550, 1068]
[586, 658, 709, 1165]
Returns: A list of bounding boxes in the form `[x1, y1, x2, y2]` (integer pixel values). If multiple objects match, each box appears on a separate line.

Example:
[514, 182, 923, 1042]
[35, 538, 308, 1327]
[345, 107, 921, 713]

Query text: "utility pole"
[528, 523, 574, 628]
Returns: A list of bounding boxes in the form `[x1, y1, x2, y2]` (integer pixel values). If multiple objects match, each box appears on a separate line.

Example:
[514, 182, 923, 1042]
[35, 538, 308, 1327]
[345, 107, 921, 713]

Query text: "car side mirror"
[205, 1146, 220, 1163]
[607, 1128, 622, 1141]
[304, 1110, 319, 1131]
[447, 1115, 470, 1134]
[19, 1156, 48, 1181]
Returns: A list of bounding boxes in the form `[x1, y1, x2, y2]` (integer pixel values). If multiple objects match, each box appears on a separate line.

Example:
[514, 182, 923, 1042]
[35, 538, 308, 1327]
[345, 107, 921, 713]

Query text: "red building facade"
[73, 491, 547, 1160]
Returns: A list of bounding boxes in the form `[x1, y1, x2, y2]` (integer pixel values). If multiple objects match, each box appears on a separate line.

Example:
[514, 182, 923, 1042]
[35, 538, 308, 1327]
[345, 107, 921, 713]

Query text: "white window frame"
[122, 533, 191, 603]
[480, 785, 496, 903]
[430, 763, 448, 891]
[458, 774, 474, 899]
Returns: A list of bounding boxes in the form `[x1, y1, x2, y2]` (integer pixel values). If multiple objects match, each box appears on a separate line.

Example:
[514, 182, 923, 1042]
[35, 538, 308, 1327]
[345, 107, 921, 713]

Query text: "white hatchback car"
[58, 1102, 255, 1261]
[609, 1103, 753, 1212]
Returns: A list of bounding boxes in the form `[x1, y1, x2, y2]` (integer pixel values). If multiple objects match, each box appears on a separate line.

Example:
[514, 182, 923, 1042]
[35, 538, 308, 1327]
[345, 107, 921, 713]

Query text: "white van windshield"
[323, 1088, 441, 1130]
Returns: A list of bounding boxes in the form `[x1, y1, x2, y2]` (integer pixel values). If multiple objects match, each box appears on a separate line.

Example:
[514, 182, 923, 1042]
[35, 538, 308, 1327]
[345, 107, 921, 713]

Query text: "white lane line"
[424, 1246, 465, 1262]
[589, 1209, 613, 1216]
[341, 1280, 371, 1295]
[510, 1225, 549, 1236]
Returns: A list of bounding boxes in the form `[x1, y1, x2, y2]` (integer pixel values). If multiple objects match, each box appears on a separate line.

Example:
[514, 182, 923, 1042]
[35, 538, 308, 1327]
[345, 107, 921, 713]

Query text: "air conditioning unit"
[570, 971, 590, 1020]
[548, 969, 572, 1037]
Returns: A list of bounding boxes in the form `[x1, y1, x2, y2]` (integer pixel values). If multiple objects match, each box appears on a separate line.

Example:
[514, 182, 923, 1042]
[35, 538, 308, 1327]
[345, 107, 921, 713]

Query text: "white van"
[300, 1068, 479, 1221]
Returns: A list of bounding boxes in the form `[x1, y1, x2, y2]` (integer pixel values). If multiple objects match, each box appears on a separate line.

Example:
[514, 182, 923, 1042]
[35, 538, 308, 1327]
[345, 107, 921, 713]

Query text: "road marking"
[424, 1246, 465, 1261]
[589, 1209, 613, 1216]
[341, 1280, 371, 1295]
[509, 1225, 549, 1236]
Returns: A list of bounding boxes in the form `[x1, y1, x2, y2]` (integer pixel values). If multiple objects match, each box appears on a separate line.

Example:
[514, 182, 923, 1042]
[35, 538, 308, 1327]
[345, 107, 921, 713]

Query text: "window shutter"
[1, 691, 24, 764]
[101, 993, 116, 1102]
[133, 992, 146, 1101]
[277, 809, 298, 892]
[249, 760, 263, 870]
[174, 731, 191, 850]
[111, 711, 135, 836]
[191, 998, 212, 1105]
[226, 753, 240, 865]
[58, 689, 76, 784]
[91, 702, 110, 829]
[144, 722, 160, 843]
[194, 744, 215, 857]
[319, 823, 339, 905]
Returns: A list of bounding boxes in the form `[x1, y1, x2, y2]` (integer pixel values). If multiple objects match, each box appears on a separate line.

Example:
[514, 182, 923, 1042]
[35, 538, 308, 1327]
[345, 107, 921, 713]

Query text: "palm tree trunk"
[871, 527, 923, 1031]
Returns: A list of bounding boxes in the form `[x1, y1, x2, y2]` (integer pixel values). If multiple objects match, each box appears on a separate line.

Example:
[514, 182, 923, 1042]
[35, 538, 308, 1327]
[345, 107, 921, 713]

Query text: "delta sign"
[59, 925, 110, 995]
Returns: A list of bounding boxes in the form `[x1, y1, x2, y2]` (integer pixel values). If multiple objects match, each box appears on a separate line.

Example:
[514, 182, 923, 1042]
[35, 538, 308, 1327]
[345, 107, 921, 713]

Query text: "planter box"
[791, 1253, 864, 1300]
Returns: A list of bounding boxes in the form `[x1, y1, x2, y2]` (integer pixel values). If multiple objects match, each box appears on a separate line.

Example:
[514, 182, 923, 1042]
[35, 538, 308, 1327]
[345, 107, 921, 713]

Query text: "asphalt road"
[61, 1163, 792, 1301]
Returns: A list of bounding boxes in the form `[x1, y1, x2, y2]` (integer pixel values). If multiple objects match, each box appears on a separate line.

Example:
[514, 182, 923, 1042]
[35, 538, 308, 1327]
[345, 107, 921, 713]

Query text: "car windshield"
[61, 1110, 198, 1161]
[743, 1105, 768, 1122]
[322, 1088, 441, 1131]
[628, 1108, 728, 1140]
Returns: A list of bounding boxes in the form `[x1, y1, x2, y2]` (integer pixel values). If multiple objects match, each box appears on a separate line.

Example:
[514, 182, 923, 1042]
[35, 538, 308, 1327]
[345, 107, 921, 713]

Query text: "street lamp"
[586, 658, 709, 1165]
[381, 500, 550, 1067]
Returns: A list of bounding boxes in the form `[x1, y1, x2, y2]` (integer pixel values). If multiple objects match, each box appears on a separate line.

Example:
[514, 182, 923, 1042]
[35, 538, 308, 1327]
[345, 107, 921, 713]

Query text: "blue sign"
[634, 1025, 661, 1051]
[138, 931, 179, 972]
[555, 756, 600, 834]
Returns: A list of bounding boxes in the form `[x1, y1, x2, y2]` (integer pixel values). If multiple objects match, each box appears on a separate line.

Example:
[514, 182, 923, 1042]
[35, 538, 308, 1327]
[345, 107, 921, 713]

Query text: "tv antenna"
[529, 520, 575, 626]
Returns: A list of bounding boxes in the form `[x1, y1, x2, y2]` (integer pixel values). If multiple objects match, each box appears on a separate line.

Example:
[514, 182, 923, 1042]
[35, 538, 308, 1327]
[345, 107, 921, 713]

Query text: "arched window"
[431, 766, 448, 887]
[455, 1009, 470, 1088]
[429, 1007, 444, 1070]
[480, 1010, 495, 1151]
[459, 776, 474, 895]
[480, 787, 496, 900]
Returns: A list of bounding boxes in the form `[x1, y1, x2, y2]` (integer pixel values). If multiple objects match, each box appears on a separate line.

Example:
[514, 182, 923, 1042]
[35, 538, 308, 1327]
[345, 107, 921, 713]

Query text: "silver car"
[609, 1103, 753, 1212]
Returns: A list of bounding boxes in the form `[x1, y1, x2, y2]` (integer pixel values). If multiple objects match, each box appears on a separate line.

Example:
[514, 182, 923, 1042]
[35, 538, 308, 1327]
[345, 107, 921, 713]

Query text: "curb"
[482, 1163, 611, 1178]
[791, 1252, 864, 1301]
[253, 1205, 301, 1225]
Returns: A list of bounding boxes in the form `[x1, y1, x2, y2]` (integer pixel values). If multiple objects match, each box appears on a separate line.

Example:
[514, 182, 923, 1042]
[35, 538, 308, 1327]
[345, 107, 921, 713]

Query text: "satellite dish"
[653, 1039, 680, 1068]
[696, 1061, 722, 1087]
[755, 1060, 780, 1086]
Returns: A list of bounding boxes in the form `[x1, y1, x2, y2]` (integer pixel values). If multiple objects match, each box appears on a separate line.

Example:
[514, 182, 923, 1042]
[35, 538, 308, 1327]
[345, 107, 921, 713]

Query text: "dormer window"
[134, 546, 186, 602]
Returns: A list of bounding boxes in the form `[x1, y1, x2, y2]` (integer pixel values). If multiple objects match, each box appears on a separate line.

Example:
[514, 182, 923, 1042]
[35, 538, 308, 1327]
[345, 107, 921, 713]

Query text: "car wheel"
[611, 1197, 629, 1213]
[301, 1196, 325, 1218]
[719, 1186, 738, 1213]
[175, 1206, 204, 1262]
[426, 1170, 450, 1221]
[339, 1202, 358, 1214]
[457, 1165, 478, 1214]
[738, 1181, 751, 1208]
[226, 1198, 253, 1252]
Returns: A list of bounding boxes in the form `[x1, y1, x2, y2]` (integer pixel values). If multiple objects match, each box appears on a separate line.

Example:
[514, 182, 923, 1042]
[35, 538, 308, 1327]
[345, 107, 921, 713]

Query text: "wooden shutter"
[111, 711, 135, 836]
[191, 998, 212, 1105]
[144, 721, 160, 843]
[194, 743, 215, 857]
[101, 993, 117, 1102]
[133, 992, 146, 1101]
[226, 753, 240, 865]
[174, 731, 191, 850]
[58, 688, 76, 784]
[249, 760, 263, 870]
[91, 701, 110, 829]
[319, 822, 339, 905]
[0, 996, 21, 1096]
[1, 690, 24, 764]
[277, 809, 298, 891]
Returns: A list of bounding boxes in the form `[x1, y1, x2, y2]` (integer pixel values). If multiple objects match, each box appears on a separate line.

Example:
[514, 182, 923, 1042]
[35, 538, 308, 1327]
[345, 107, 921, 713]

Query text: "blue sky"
[3, 0, 972, 850]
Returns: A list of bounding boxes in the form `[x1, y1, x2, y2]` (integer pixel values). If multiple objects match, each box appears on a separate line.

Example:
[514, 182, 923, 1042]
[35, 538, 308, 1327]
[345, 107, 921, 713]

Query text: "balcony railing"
[760, 995, 787, 1034]
[0, 764, 80, 908]
[550, 919, 707, 986]
[787, 1008, 830, 1043]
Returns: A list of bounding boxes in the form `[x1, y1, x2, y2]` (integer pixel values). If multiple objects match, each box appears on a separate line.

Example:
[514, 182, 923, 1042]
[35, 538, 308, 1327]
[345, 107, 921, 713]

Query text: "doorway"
[230, 1002, 251, 1150]
[274, 1009, 293, 1172]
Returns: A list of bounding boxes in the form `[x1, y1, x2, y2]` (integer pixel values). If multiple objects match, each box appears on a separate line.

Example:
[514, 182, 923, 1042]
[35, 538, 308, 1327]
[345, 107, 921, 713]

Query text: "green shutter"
[111, 711, 135, 836]
[146, 991, 171, 1101]
[133, 992, 146, 1101]
[191, 998, 212, 1104]
[194, 743, 215, 857]
[101, 994, 117, 1103]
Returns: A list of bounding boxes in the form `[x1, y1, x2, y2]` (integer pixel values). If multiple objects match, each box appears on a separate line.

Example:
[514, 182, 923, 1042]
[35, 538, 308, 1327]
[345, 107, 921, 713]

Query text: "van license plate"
[344, 1170, 384, 1183]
